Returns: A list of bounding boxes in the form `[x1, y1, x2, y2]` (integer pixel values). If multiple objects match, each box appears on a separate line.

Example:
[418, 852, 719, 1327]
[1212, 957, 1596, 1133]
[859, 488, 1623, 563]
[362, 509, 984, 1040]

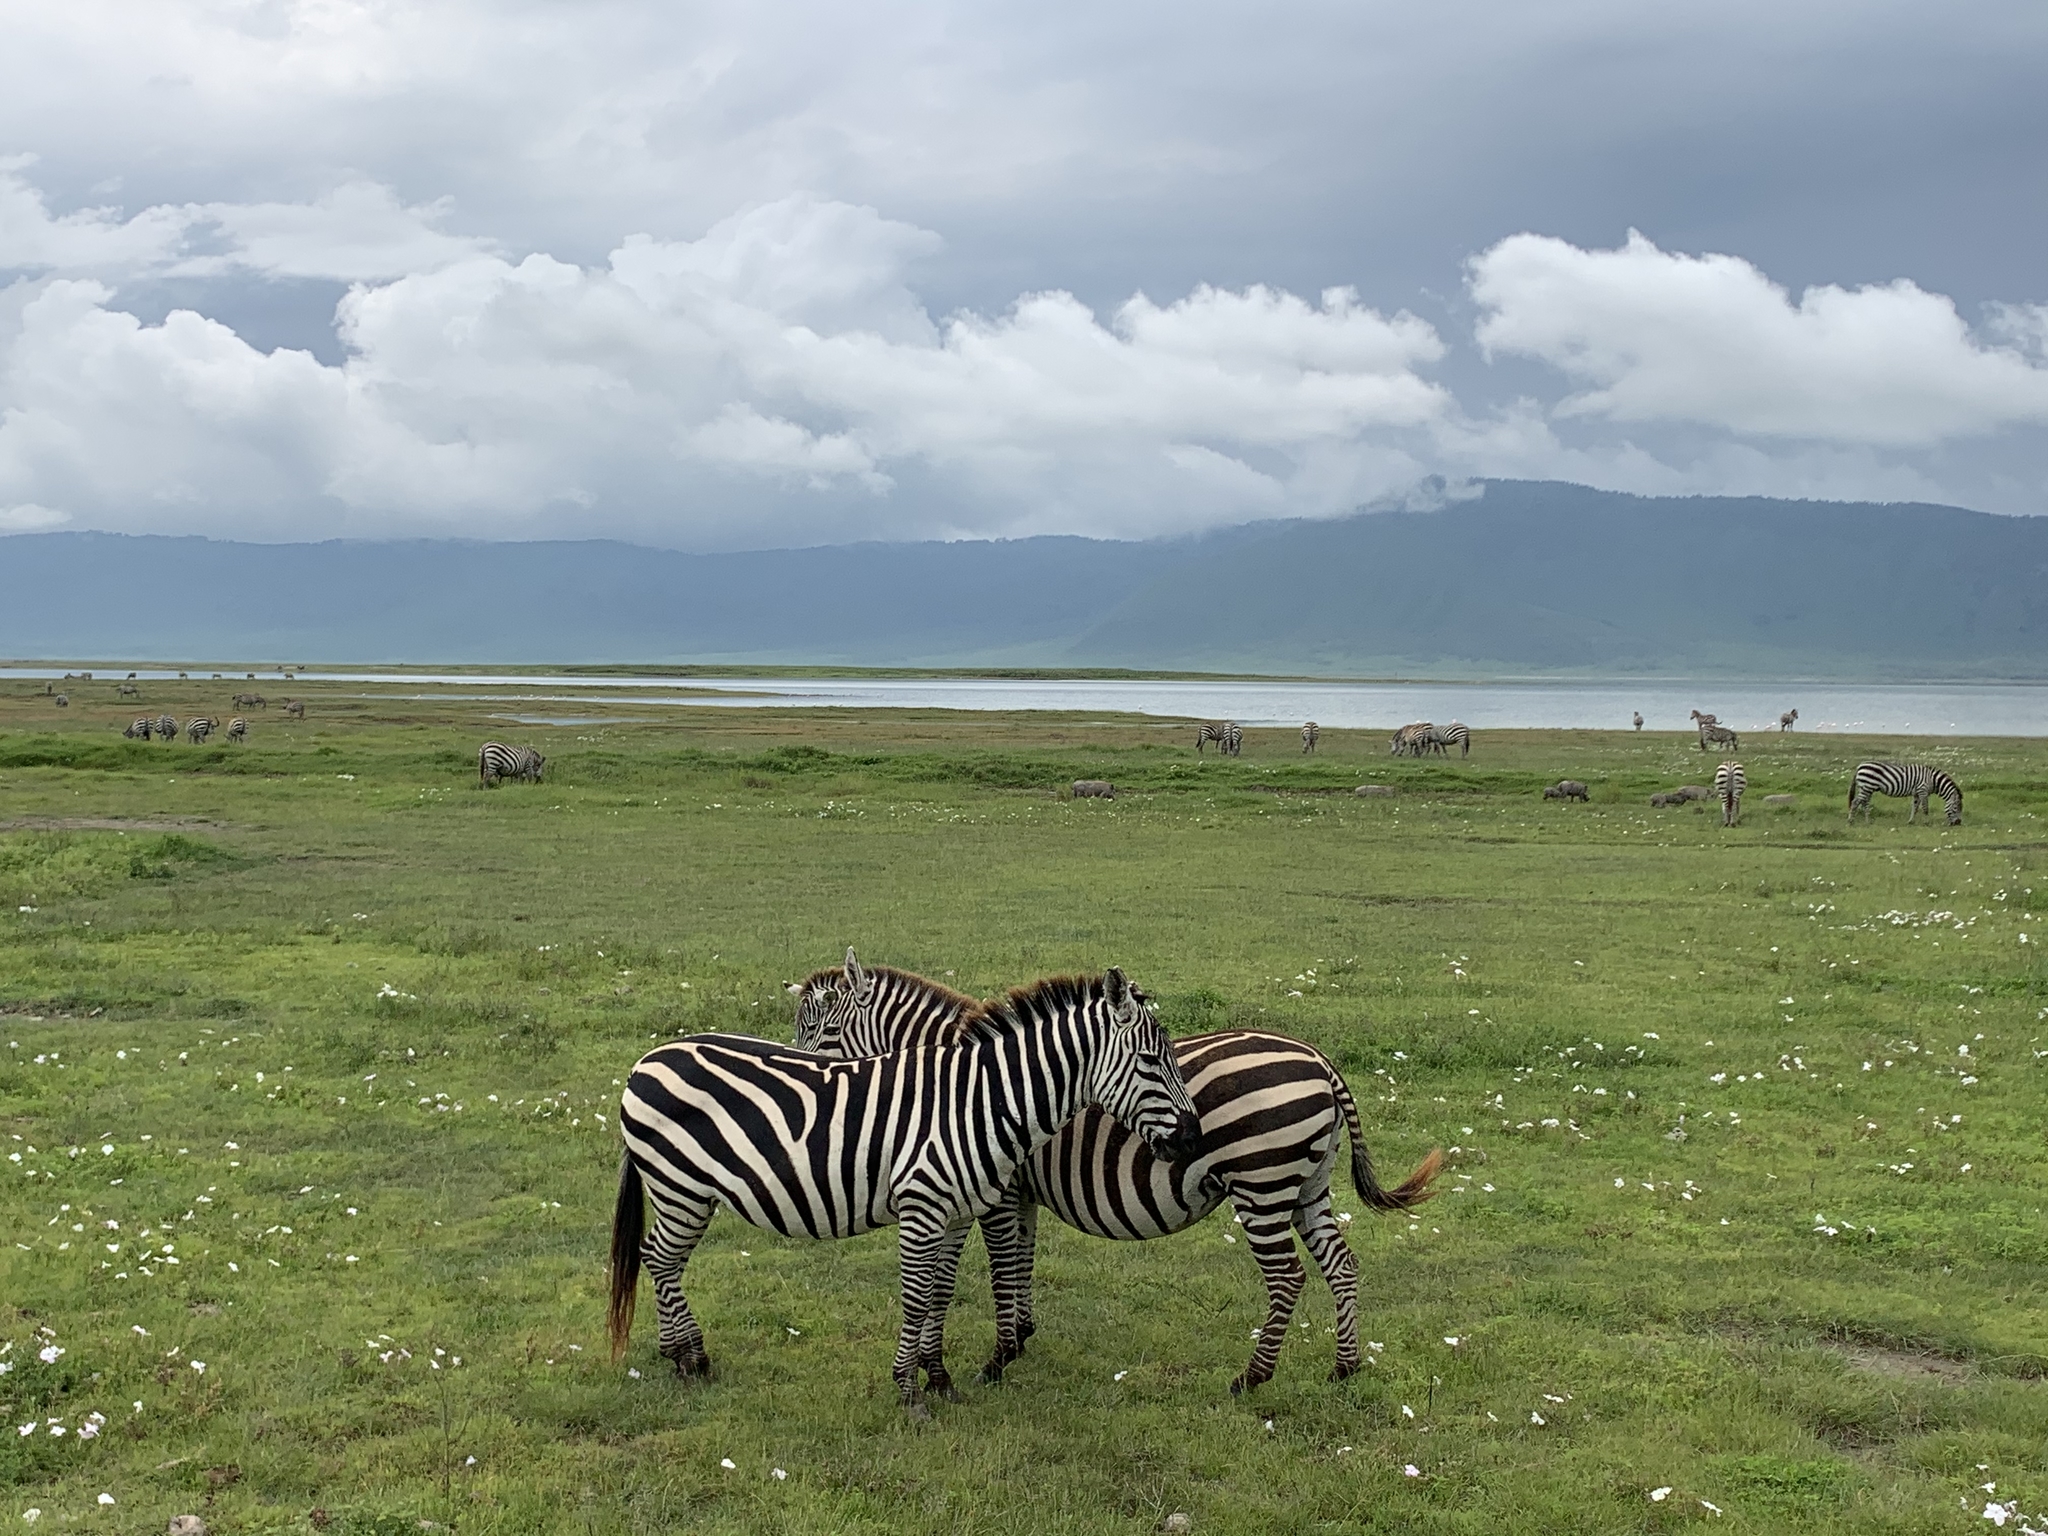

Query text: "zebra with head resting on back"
[1390, 722, 1433, 757]
[1849, 762, 1962, 826]
[1194, 721, 1242, 756]
[794, 951, 1442, 1394]
[1300, 722, 1319, 755]
[479, 742, 545, 787]
[612, 969, 1200, 1413]
[1714, 760, 1746, 826]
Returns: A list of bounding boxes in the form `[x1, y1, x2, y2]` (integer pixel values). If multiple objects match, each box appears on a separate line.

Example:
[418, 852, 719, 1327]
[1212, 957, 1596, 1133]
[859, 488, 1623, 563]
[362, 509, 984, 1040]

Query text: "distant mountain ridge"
[3, 482, 2044, 677]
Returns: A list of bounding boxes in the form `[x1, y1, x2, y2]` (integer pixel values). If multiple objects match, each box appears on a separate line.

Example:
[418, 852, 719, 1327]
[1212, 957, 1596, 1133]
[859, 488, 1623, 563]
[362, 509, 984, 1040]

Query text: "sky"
[1, 0, 2045, 550]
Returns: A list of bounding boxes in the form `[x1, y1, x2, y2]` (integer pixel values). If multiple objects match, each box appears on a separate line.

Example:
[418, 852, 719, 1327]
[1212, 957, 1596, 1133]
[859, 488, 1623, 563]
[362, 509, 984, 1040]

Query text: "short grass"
[2, 678, 2045, 1535]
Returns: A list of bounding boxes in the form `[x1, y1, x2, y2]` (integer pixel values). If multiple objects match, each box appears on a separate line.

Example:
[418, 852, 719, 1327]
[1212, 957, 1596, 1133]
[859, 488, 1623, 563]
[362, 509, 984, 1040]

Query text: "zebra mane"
[800, 962, 981, 1011]
[960, 973, 1120, 1041]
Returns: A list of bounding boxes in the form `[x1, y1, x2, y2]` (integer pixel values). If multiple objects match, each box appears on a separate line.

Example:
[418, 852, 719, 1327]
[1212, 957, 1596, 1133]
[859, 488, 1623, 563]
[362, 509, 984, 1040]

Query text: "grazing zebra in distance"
[233, 692, 266, 709]
[1698, 723, 1738, 752]
[1689, 710, 1718, 727]
[53, 693, 69, 708]
[795, 952, 1441, 1394]
[117, 682, 139, 698]
[612, 970, 1201, 1411]
[1779, 709, 1798, 731]
[1390, 722, 1433, 756]
[1633, 712, 1644, 731]
[478, 742, 545, 787]
[225, 717, 248, 743]
[1848, 762, 1962, 826]
[186, 717, 215, 744]
[1435, 721, 1471, 758]
[1194, 721, 1242, 757]
[123, 717, 153, 740]
[1714, 760, 1746, 826]
[1300, 722, 1319, 755]
[283, 699, 305, 720]
[156, 715, 178, 741]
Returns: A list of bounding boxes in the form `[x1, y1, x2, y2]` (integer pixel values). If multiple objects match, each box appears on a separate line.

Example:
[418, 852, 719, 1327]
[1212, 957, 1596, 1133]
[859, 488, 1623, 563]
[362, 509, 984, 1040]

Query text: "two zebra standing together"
[124, 715, 248, 744]
[611, 952, 1439, 1410]
[1390, 721, 1470, 757]
[1195, 722, 1331, 754]
[1691, 761, 1961, 826]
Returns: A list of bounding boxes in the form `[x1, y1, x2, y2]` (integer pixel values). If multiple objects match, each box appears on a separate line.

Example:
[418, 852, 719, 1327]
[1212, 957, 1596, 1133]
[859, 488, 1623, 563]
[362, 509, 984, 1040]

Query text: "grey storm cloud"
[0, 0, 2044, 546]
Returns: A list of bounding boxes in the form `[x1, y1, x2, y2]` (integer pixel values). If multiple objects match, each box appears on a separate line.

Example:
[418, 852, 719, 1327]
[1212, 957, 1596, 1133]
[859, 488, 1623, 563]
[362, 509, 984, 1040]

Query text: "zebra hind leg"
[893, 1205, 958, 1415]
[642, 1196, 716, 1377]
[977, 1195, 1038, 1383]
[913, 1223, 974, 1403]
[1230, 1203, 1309, 1395]
[1293, 1197, 1364, 1380]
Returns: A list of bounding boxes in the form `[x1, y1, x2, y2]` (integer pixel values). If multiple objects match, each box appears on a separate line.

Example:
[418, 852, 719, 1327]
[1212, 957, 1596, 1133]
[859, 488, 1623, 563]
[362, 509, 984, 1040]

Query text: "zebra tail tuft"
[608, 1156, 645, 1359]
[1331, 1069, 1445, 1210]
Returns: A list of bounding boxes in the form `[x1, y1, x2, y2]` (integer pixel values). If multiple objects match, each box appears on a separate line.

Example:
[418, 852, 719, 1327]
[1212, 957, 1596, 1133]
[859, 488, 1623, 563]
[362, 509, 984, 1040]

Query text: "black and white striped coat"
[156, 715, 178, 741]
[794, 952, 1440, 1393]
[123, 717, 153, 740]
[611, 970, 1200, 1410]
[186, 717, 215, 744]
[225, 717, 248, 743]
[1714, 761, 1746, 826]
[478, 742, 545, 787]
[1698, 723, 1739, 752]
[1434, 721, 1471, 758]
[1300, 722, 1319, 755]
[1390, 722, 1433, 756]
[1849, 762, 1962, 826]
[1779, 709, 1798, 731]
[1195, 721, 1242, 757]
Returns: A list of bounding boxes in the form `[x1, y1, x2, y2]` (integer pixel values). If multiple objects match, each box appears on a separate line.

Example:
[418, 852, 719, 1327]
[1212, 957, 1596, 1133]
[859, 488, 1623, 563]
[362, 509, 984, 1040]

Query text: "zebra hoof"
[901, 1398, 931, 1421]
[1230, 1369, 1270, 1396]
[673, 1353, 712, 1380]
[977, 1360, 1007, 1386]
[1329, 1360, 1361, 1383]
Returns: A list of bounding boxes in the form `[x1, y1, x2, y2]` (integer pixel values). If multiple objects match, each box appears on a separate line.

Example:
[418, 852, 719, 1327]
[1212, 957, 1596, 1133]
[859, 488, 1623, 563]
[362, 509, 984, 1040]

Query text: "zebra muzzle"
[1151, 1112, 1203, 1163]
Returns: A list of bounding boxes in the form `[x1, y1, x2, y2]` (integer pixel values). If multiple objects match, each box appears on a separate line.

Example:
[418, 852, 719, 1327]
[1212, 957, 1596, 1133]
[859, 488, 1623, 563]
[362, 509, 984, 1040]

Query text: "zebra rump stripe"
[1714, 761, 1746, 826]
[186, 717, 215, 744]
[124, 717, 153, 740]
[1195, 721, 1242, 756]
[1849, 762, 1962, 826]
[478, 742, 545, 787]
[1300, 722, 1319, 755]
[1435, 721, 1470, 758]
[1390, 722, 1432, 756]
[156, 715, 178, 742]
[795, 952, 1441, 1393]
[226, 717, 248, 743]
[612, 970, 1200, 1410]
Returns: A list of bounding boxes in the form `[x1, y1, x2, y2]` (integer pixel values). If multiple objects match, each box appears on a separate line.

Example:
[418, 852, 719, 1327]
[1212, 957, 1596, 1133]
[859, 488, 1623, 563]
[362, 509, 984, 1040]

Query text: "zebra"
[1779, 709, 1798, 731]
[233, 692, 266, 710]
[53, 693, 68, 708]
[1848, 762, 1962, 826]
[1714, 761, 1746, 826]
[123, 717, 153, 740]
[479, 742, 544, 787]
[1300, 722, 1319, 755]
[283, 699, 305, 720]
[156, 715, 178, 741]
[1195, 721, 1242, 757]
[225, 717, 248, 743]
[1435, 721, 1471, 758]
[1698, 723, 1738, 752]
[611, 969, 1201, 1412]
[1689, 710, 1718, 727]
[117, 682, 139, 698]
[186, 717, 215, 744]
[794, 952, 1442, 1394]
[1390, 722, 1433, 756]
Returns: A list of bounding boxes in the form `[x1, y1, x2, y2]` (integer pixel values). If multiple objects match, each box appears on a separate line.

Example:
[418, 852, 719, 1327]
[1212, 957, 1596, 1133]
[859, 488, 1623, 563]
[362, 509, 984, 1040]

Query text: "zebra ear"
[784, 980, 803, 996]
[1103, 966, 1133, 1015]
[843, 947, 871, 996]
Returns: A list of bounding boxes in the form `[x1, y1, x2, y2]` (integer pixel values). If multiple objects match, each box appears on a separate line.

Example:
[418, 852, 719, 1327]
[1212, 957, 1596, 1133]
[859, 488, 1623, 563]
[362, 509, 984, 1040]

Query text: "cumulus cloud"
[1470, 231, 2048, 447]
[0, 188, 1462, 545]
[0, 158, 188, 273]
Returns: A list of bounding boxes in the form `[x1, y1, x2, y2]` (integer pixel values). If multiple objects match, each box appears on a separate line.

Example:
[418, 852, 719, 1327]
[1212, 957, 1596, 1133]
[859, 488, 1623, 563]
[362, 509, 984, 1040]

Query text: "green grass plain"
[1, 678, 2045, 1535]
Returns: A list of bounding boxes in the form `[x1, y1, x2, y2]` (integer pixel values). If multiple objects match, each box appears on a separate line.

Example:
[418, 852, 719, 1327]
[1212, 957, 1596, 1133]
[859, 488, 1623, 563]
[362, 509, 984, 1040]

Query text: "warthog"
[1071, 780, 1115, 799]
[1762, 793, 1797, 806]
[1543, 781, 1589, 801]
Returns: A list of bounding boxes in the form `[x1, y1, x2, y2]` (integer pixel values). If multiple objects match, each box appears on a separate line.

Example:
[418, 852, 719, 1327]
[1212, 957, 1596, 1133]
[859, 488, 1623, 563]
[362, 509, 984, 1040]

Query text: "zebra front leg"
[643, 1195, 716, 1378]
[914, 1222, 973, 1403]
[1294, 1199, 1363, 1381]
[1230, 1204, 1309, 1395]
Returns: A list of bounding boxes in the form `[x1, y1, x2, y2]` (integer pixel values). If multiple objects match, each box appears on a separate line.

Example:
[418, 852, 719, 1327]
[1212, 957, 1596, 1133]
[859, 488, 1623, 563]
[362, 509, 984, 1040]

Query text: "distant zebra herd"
[611, 949, 1439, 1408]
[1390, 720, 1469, 757]
[1194, 721, 1242, 756]
[122, 715, 250, 744]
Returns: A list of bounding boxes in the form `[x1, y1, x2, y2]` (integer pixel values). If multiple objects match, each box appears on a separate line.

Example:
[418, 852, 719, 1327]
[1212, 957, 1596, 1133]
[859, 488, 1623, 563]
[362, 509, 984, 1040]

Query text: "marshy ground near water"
[1, 679, 2044, 1533]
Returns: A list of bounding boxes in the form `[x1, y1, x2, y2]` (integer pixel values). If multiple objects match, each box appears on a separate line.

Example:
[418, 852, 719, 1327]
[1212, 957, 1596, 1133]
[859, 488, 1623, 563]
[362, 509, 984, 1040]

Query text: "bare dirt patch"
[1826, 1343, 1970, 1384]
[0, 816, 228, 832]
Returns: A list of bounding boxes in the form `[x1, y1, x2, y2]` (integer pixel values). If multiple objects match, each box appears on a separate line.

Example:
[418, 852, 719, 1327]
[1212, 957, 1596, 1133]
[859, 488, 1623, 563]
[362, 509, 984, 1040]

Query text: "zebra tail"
[608, 1156, 645, 1359]
[1330, 1068, 1444, 1211]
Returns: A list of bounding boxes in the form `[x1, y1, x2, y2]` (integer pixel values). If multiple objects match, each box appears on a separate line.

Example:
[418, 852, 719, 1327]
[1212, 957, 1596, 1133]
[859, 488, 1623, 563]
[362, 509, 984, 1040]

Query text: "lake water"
[14, 668, 2047, 735]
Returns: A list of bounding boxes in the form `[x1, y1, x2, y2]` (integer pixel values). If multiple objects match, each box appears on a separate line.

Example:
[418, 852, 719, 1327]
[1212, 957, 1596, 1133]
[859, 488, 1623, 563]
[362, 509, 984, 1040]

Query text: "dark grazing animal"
[1071, 780, 1115, 799]
[53, 693, 68, 707]
[1544, 781, 1589, 802]
[282, 699, 305, 719]
[1714, 761, 1746, 826]
[232, 692, 266, 709]
[794, 952, 1440, 1394]
[1848, 762, 1962, 826]
[478, 742, 544, 787]
[611, 969, 1201, 1411]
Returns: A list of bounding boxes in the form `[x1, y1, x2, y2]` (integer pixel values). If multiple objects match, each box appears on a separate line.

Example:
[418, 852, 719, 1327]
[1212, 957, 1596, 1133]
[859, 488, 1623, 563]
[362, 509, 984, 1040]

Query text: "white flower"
[1649, 1487, 1672, 1502]
[1403, 1464, 1421, 1478]
[720, 1458, 736, 1470]
[22, 1510, 41, 1523]
[1530, 1412, 1545, 1425]
[1401, 1404, 1414, 1419]
[1443, 1337, 1461, 1347]
[37, 1345, 61, 1364]
[190, 1360, 206, 1374]
[626, 1368, 641, 1379]
[1114, 1371, 1127, 1382]
[772, 1468, 788, 1481]
[1701, 1499, 1721, 1515]
[97, 1495, 114, 1506]
[1984, 1503, 2011, 1528]
[15, 1424, 32, 1437]
[76, 1422, 99, 1440]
